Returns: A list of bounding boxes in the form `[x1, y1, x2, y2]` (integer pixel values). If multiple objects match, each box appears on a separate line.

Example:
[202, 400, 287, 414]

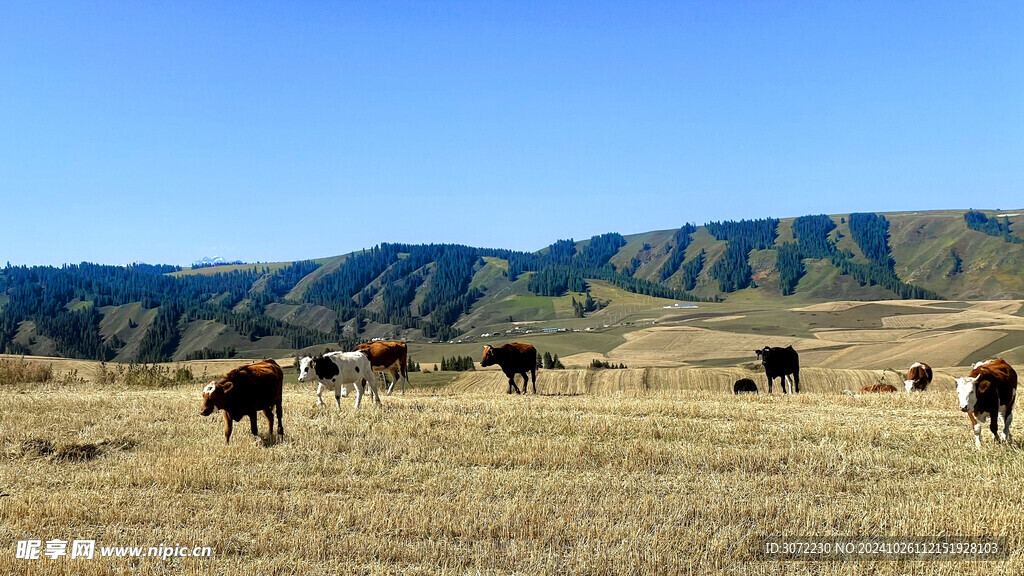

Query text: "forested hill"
[1, 209, 1022, 361]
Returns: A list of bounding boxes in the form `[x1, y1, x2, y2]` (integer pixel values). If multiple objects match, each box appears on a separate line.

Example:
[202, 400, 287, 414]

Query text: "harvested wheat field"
[2, 369, 1021, 575]
[453, 366, 958, 395]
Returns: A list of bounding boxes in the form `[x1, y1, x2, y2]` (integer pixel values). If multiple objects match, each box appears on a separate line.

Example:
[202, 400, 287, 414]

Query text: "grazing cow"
[754, 346, 800, 394]
[298, 351, 379, 409]
[481, 343, 538, 395]
[355, 340, 409, 395]
[956, 358, 1017, 448]
[904, 362, 933, 392]
[733, 378, 758, 394]
[200, 359, 284, 444]
[861, 383, 898, 393]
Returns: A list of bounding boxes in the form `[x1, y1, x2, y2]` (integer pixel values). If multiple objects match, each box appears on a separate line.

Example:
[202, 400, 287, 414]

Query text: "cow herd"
[198, 340, 1018, 450]
[737, 346, 1018, 449]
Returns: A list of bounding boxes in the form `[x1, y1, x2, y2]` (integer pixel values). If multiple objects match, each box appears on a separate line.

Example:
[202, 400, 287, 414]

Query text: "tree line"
[965, 211, 1022, 244]
[773, 213, 940, 300]
[706, 218, 780, 292]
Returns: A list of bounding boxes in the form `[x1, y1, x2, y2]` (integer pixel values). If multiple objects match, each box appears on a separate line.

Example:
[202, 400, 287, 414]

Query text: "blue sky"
[1, 1, 1021, 266]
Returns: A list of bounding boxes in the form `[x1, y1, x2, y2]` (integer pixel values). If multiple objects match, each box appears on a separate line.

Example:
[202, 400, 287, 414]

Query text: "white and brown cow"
[298, 351, 380, 410]
[904, 362, 933, 392]
[355, 340, 409, 395]
[956, 358, 1017, 448]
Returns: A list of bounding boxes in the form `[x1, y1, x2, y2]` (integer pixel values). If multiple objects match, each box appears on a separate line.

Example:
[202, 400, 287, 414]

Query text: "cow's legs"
[766, 376, 772, 394]
[223, 412, 233, 445]
[506, 371, 521, 394]
[249, 413, 259, 437]
[365, 376, 382, 405]
[316, 382, 327, 407]
[352, 380, 364, 409]
[1003, 409, 1013, 443]
[990, 410, 1001, 442]
[393, 366, 404, 395]
[275, 399, 285, 436]
[520, 372, 531, 394]
[263, 408, 275, 438]
[972, 413, 985, 449]
[792, 371, 800, 394]
[338, 381, 348, 411]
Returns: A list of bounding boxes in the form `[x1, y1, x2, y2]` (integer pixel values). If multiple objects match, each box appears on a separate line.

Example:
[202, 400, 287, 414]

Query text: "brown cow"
[861, 383, 898, 393]
[957, 359, 1017, 448]
[481, 342, 537, 395]
[904, 362, 933, 392]
[200, 359, 284, 444]
[355, 341, 409, 394]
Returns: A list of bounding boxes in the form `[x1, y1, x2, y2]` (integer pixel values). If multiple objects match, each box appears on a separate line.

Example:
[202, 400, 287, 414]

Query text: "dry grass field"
[2, 360, 1023, 575]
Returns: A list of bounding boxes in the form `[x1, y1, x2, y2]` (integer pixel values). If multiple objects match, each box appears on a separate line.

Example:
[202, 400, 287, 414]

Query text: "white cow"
[297, 352, 380, 409]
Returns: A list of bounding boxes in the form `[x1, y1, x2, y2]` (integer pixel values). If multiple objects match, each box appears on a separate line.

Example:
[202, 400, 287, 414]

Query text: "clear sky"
[2, 1, 1021, 266]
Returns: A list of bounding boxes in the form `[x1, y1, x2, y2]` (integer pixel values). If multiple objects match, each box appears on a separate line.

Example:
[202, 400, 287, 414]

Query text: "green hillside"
[2, 209, 1023, 364]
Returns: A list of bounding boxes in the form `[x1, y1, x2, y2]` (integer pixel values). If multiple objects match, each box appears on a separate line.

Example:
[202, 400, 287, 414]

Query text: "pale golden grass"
[788, 302, 869, 313]
[972, 301, 1023, 315]
[1, 380, 1020, 576]
[701, 315, 747, 323]
[814, 331, 1008, 370]
[811, 329, 922, 344]
[454, 367, 957, 396]
[880, 306, 1024, 331]
[609, 327, 833, 365]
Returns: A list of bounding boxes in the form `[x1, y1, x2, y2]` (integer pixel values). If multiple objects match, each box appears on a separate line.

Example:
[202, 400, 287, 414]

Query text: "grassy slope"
[283, 254, 348, 302]
[170, 261, 292, 277]
[98, 303, 160, 362]
[264, 303, 337, 333]
[2, 381, 1021, 575]
[887, 210, 1024, 300]
[59, 208, 1024, 364]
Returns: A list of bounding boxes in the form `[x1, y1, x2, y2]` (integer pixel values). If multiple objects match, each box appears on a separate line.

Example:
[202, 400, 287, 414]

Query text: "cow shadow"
[258, 434, 286, 448]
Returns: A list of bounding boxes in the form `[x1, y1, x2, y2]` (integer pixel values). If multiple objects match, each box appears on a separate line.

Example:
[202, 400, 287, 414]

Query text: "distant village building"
[662, 302, 699, 309]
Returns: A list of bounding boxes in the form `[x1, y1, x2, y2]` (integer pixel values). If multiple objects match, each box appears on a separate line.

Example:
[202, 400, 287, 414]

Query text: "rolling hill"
[2, 209, 1022, 365]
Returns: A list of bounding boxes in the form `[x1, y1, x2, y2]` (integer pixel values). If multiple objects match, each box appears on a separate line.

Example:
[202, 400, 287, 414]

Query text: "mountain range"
[1, 209, 1021, 363]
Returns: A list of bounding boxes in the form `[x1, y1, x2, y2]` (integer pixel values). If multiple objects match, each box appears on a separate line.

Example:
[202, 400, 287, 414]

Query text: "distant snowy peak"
[192, 256, 242, 268]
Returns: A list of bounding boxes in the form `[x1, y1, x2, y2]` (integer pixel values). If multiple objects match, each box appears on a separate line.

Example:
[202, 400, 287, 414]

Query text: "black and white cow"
[297, 351, 380, 409]
[754, 346, 800, 394]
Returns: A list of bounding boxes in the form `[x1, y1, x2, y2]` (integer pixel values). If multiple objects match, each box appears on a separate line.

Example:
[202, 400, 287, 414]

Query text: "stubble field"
[1, 369, 1022, 575]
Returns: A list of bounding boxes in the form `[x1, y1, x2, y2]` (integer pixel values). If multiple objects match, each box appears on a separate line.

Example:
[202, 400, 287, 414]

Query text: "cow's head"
[904, 379, 916, 393]
[956, 376, 982, 412]
[481, 345, 495, 367]
[200, 379, 232, 416]
[754, 347, 771, 363]
[297, 356, 315, 383]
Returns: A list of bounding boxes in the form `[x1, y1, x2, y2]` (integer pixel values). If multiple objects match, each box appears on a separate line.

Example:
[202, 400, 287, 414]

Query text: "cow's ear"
[221, 381, 234, 393]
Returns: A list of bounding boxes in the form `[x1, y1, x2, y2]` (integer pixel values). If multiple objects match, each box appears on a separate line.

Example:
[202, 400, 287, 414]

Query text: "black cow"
[733, 378, 758, 394]
[754, 346, 800, 394]
[481, 343, 538, 394]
